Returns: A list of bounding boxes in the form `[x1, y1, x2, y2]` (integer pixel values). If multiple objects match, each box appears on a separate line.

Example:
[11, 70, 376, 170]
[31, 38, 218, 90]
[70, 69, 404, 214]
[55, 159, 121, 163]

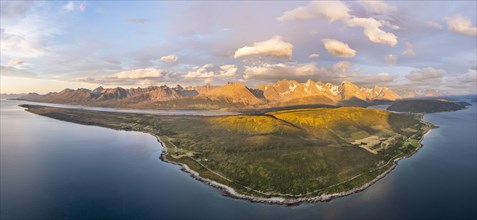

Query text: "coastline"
[153, 126, 434, 205]
[17, 102, 436, 205]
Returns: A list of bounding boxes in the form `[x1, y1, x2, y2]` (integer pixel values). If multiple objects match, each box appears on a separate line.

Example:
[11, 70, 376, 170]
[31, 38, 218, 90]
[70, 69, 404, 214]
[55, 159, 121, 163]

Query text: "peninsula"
[388, 99, 470, 113]
[21, 104, 432, 204]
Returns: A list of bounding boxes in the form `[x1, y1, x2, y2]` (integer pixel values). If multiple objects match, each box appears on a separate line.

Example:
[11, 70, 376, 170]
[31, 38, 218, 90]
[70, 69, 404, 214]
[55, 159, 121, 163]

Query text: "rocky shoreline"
[153, 127, 433, 205]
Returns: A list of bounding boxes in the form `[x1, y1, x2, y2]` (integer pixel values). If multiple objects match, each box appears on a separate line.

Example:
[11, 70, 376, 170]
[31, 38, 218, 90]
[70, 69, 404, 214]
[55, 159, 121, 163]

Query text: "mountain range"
[18, 79, 402, 111]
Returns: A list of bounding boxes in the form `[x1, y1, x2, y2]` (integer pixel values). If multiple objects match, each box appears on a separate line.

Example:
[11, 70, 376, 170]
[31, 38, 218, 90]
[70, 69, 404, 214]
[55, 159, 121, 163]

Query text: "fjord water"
[1, 99, 476, 219]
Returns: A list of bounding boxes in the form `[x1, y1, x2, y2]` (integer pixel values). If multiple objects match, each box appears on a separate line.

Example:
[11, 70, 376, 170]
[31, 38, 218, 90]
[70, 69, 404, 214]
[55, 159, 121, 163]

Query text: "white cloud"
[63, 2, 75, 11]
[345, 17, 398, 46]
[109, 68, 164, 79]
[358, 0, 398, 14]
[438, 68, 476, 95]
[242, 61, 393, 85]
[456, 69, 476, 83]
[219, 65, 238, 77]
[384, 54, 398, 65]
[445, 14, 477, 37]
[184, 64, 236, 83]
[184, 64, 215, 79]
[277, 1, 351, 22]
[63, 1, 86, 12]
[379, 20, 400, 30]
[6, 59, 24, 67]
[243, 62, 319, 80]
[1, 13, 59, 58]
[160, 55, 179, 63]
[322, 39, 356, 58]
[402, 41, 416, 57]
[277, 1, 399, 46]
[426, 21, 443, 30]
[332, 61, 353, 72]
[234, 35, 293, 59]
[406, 67, 445, 81]
[74, 68, 177, 86]
[309, 53, 320, 58]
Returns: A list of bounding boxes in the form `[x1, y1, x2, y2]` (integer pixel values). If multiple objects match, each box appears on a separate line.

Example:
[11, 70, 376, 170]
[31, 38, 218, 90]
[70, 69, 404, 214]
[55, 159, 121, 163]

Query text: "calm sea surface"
[1, 99, 476, 219]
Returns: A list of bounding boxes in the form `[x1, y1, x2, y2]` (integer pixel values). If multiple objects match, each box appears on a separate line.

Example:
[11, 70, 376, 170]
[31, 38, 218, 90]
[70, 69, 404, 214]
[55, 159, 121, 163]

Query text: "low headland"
[21, 104, 434, 205]
[387, 99, 470, 113]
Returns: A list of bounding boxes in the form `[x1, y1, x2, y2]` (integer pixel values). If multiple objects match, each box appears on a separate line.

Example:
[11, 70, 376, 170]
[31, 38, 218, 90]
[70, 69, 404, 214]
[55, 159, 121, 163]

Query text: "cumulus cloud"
[445, 14, 477, 37]
[379, 20, 400, 30]
[399, 67, 474, 95]
[242, 61, 363, 83]
[309, 53, 320, 59]
[184, 64, 215, 79]
[243, 62, 319, 80]
[277, 1, 351, 22]
[322, 39, 356, 58]
[408, 67, 476, 95]
[159, 55, 179, 63]
[233, 35, 293, 59]
[455, 69, 476, 84]
[277, 1, 398, 46]
[219, 64, 238, 77]
[6, 59, 24, 67]
[109, 68, 164, 79]
[384, 54, 398, 65]
[184, 64, 237, 83]
[332, 61, 353, 72]
[402, 41, 416, 57]
[358, 0, 398, 15]
[345, 17, 398, 46]
[447, 68, 476, 93]
[406, 67, 446, 81]
[74, 68, 177, 86]
[241, 61, 395, 86]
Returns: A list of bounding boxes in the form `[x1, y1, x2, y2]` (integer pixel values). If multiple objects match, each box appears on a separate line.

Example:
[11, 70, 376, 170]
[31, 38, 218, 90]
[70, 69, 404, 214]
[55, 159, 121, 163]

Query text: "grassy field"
[21, 104, 430, 198]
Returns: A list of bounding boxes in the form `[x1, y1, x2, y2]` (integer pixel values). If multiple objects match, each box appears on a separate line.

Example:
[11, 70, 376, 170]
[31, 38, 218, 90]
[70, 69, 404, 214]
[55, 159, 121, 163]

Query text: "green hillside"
[21, 104, 430, 199]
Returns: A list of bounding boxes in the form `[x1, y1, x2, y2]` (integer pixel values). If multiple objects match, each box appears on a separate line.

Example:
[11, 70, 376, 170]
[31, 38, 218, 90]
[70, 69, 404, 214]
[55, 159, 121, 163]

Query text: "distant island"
[21, 104, 432, 204]
[16, 80, 401, 111]
[387, 99, 470, 113]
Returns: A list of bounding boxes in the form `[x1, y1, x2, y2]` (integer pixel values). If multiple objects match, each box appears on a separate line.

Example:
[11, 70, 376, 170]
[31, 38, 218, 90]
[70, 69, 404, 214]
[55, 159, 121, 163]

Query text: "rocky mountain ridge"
[18, 79, 402, 110]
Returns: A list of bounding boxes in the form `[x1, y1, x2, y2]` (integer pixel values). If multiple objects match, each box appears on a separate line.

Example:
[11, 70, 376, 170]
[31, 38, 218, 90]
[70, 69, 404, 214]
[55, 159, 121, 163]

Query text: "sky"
[1, 1, 476, 95]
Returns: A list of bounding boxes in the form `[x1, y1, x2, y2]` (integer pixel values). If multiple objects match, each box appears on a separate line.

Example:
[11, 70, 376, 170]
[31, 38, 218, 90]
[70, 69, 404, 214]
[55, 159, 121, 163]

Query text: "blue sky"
[1, 1, 476, 94]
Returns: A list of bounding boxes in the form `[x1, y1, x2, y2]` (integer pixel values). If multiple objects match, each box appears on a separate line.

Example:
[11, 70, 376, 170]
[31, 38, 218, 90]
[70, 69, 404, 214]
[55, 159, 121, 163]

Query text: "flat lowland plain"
[21, 105, 430, 201]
